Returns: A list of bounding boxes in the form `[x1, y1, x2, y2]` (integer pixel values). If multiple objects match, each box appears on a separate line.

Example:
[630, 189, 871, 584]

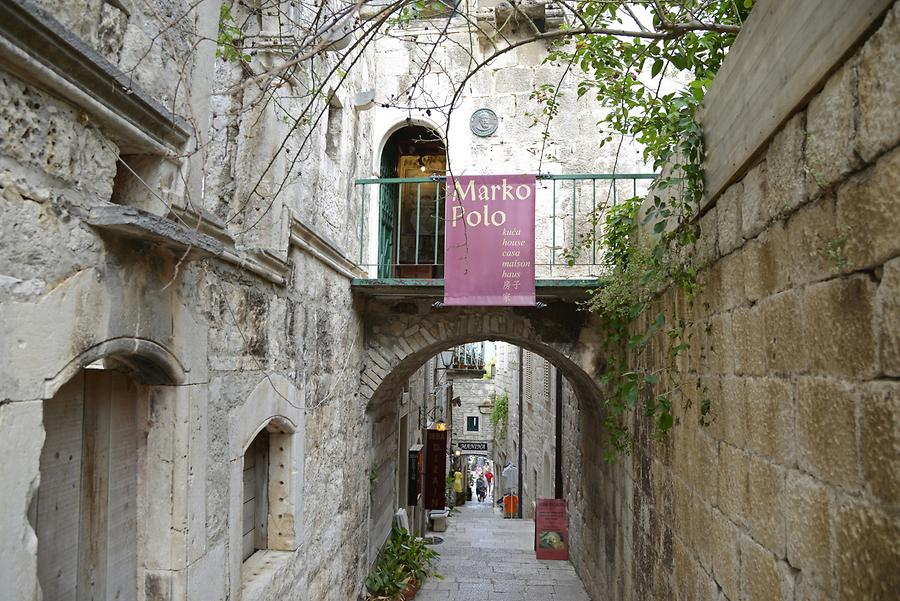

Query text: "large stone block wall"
[565, 4, 900, 600]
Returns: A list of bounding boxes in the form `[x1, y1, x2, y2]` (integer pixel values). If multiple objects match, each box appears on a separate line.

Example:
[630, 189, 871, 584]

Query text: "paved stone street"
[417, 501, 591, 601]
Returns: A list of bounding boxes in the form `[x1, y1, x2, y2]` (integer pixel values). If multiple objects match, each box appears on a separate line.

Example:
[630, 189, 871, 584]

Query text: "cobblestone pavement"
[416, 500, 591, 601]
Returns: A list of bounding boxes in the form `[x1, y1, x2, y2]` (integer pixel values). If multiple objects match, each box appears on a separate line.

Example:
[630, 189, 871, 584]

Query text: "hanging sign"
[444, 174, 536, 306]
[457, 441, 489, 453]
[423, 429, 447, 510]
[534, 498, 568, 560]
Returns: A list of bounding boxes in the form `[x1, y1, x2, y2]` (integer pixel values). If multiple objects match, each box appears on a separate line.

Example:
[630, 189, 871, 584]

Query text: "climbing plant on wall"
[545, 1, 753, 458]
[489, 390, 509, 440]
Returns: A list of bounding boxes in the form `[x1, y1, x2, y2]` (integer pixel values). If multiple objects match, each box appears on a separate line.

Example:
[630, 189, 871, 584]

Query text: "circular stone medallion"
[470, 108, 499, 137]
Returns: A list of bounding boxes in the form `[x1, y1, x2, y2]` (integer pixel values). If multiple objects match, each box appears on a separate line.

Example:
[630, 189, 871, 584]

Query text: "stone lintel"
[87, 204, 224, 258]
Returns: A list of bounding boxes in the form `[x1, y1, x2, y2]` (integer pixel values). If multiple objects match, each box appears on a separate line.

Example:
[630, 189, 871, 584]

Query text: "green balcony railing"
[355, 173, 657, 279]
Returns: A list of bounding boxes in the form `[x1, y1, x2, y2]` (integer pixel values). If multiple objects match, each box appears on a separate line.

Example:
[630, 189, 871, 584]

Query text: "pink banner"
[444, 174, 536, 306]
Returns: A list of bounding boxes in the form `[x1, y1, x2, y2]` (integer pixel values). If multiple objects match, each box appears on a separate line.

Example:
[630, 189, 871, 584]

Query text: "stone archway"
[359, 294, 609, 569]
[359, 297, 608, 411]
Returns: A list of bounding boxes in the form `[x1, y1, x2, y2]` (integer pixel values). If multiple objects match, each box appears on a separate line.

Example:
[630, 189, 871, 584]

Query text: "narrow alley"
[2, 2, 898, 601]
[417, 500, 590, 601]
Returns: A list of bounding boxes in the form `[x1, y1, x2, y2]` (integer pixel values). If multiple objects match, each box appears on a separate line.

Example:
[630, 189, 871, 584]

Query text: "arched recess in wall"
[226, 374, 305, 597]
[375, 120, 447, 279]
[42, 337, 186, 398]
[32, 337, 186, 601]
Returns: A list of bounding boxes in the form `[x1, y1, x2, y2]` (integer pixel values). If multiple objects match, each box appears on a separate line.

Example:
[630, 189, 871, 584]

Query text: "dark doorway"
[378, 125, 446, 278]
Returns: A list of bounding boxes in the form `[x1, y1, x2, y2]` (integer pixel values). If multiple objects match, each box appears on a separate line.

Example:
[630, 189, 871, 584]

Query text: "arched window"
[378, 125, 446, 278]
[241, 419, 295, 565]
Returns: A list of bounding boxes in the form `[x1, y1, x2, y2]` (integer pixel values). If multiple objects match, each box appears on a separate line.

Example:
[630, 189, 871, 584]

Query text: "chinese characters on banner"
[444, 174, 536, 306]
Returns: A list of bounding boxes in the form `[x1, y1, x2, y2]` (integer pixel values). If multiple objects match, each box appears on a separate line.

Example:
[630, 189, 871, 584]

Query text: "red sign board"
[444, 174, 536, 306]
[423, 429, 447, 510]
[535, 498, 568, 560]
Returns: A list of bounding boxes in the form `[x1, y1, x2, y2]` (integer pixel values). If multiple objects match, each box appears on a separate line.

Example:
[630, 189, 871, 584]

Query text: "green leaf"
[657, 412, 674, 431]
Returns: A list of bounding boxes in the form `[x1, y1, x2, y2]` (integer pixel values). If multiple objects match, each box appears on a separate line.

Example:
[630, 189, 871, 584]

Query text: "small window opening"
[466, 415, 479, 432]
[325, 95, 343, 161]
[241, 421, 295, 571]
[242, 429, 269, 562]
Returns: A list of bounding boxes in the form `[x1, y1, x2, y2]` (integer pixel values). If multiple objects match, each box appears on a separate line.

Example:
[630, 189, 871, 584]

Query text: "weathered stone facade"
[0, 1, 379, 599]
[492, 343, 560, 518]
[450, 377, 495, 450]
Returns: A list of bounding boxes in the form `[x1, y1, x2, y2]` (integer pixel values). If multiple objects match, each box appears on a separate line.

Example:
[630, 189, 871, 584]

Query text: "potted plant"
[365, 526, 440, 600]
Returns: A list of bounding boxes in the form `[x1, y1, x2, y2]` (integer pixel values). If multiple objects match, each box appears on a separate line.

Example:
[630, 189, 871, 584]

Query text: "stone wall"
[450, 377, 495, 448]
[366, 14, 650, 278]
[565, 3, 900, 600]
[493, 343, 560, 518]
[0, 2, 380, 600]
[368, 357, 439, 562]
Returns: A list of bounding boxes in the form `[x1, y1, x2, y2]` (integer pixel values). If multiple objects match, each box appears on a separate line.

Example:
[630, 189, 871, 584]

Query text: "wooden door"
[36, 372, 84, 601]
[378, 143, 399, 278]
[36, 370, 139, 601]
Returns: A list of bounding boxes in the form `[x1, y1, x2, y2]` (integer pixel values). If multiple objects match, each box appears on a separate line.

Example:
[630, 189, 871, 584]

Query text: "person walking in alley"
[484, 469, 493, 497]
[475, 475, 487, 502]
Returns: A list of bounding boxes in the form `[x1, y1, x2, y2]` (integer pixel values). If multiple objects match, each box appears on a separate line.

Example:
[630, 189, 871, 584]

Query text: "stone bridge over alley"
[356, 286, 606, 410]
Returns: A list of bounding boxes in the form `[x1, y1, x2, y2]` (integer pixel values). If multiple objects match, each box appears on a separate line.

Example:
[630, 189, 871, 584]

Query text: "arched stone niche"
[20, 334, 198, 601]
[226, 374, 306, 599]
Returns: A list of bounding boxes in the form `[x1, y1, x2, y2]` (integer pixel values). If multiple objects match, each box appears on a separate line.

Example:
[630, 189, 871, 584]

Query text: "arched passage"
[359, 295, 610, 564]
[360, 298, 607, 413]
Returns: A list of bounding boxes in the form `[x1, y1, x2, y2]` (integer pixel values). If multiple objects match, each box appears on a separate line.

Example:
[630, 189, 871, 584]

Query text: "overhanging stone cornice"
[0, 0, 191, 154]
[87, 204, 224, 259]
[169, 205, 291, 285]
[289, 213, 367, 279]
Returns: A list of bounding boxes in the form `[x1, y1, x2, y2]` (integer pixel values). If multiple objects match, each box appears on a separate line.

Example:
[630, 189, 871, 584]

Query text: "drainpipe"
[517, 346, 524, 519]
[555, 367, 563, 499]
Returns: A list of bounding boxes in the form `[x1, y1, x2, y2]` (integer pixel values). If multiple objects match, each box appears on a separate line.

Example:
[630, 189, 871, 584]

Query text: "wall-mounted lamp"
[438, 349, 454, 369]
[435, 419, 447, 432]
[417, 155, 427, 172]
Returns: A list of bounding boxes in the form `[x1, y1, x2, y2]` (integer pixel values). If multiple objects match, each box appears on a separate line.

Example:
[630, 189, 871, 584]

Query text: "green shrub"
[365, 526, 440, 598]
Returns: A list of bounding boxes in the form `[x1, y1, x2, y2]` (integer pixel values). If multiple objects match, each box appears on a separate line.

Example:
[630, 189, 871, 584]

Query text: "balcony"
[352, 172, 656, 298]
[449, 342, 486, 376]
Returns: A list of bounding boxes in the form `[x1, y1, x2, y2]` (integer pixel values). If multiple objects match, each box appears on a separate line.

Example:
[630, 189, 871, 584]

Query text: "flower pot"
[400, 578, 419, 600]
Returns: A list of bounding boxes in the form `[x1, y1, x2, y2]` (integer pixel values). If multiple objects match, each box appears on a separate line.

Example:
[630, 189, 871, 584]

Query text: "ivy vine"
[216, 4, 251, 64]
[489, 390, 509, 441]
[544, 1, 752, 459]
